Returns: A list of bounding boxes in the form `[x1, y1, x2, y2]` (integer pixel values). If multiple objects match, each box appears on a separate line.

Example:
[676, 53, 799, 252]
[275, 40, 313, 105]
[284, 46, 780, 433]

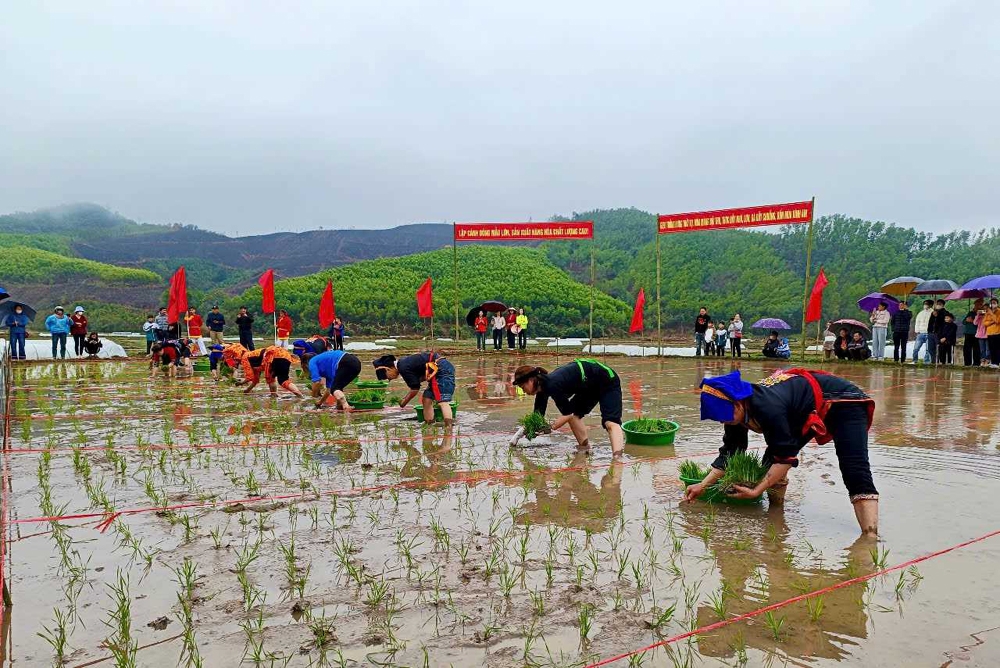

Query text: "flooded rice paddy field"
[3, 355, 1000, 667]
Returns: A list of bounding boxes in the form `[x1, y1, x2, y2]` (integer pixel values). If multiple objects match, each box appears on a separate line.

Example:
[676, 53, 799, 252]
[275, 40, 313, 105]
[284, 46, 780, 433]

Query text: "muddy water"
[3, 355, 1000, 667]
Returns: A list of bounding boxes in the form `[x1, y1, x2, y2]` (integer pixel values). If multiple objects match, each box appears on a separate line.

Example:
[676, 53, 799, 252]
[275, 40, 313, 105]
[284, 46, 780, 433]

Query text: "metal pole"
[453, 223, 459, 341]
[799, 197, 816, 362]
[656, 228, 662, 357]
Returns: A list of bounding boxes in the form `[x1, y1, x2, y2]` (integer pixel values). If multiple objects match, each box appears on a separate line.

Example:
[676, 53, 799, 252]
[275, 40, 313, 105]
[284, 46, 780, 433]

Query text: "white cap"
[74, 306, 85, 313]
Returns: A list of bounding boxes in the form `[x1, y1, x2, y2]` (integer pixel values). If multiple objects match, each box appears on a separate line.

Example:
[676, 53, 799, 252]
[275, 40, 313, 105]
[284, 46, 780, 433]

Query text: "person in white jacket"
[911, 300, 934, 364]
[870, 303, 892, 360]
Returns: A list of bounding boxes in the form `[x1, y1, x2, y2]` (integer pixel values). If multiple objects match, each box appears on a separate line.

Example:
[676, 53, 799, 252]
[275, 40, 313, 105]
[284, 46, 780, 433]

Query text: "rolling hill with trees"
[4, 202, 1000, 336]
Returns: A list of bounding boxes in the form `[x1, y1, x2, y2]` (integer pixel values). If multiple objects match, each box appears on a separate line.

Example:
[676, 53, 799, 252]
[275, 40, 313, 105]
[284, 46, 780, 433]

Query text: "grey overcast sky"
[1, 1, 997, 235]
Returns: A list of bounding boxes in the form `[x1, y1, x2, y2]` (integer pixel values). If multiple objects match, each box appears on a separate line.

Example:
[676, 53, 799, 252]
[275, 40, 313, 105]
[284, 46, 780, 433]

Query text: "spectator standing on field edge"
[926, 299, 951, 364]
[277, 310, 294, 348]
[492, 312, 505, 351]
[911, 300, 933, 363]
[982, 298, 1000, 367]
[505, 308, 517, 350]
[45, 306, 71, 359]
[869, 302, 891, 361]
[70, 306, 88, 356]
[206, 305, 225, 345]
[142, 315, 157, 354]
[236, 306, 255, 350]
[154, 307, 170, 343]
[963, 300, 983, 366]
[474, 311, 488, 351]
[890, 301, 912, 362]
[3, 304, 29, 360]
[975, 303, 990, 366]
[727, 314, 743, 358]
[327, 316, 345, 350]
[516, 308, 529, 350]
[185, 306, 208, 355]
[694, 307, 711, 356]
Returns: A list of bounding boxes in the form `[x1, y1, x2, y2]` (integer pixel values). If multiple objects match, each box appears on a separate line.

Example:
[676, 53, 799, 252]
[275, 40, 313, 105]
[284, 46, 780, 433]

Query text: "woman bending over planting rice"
[236, 346, 305, 398]
[302, 349, 363, 409]
[685, 369, 879, 535]
[511, 359, 625, 456]
[373, 352, 456, 426]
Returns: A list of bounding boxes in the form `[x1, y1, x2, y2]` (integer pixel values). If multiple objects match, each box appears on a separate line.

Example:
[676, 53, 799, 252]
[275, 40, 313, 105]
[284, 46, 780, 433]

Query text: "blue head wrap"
[291, 339, 309, 356]
[700, 371, 754, 422]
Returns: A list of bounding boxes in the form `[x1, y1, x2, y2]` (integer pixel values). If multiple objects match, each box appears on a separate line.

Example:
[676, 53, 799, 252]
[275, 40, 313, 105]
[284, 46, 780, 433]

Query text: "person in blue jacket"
[45, 306, 72, 359]
[3, 304, 29, 359]
[304, 349, 363, 409]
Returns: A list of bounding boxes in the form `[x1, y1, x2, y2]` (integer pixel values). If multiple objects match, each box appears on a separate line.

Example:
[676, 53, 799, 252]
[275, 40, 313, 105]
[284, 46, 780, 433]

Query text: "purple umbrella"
[857, 292, 899, 315]
[751, 318, 791, 330]
[960, 275, 1000, 291]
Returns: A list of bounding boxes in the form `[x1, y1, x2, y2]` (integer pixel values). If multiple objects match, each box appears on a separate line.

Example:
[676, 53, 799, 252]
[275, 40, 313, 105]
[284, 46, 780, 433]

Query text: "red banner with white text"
[658, 201, 813, 234]
[455, 221, 593, 241]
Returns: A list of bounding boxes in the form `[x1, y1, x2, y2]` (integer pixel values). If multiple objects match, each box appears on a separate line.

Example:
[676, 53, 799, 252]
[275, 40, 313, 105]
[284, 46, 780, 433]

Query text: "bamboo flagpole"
[656, 229, 662, 357]
[453, 223, 459, 341]
[589, 239, 596, 351]
[799, 197, 817, 361]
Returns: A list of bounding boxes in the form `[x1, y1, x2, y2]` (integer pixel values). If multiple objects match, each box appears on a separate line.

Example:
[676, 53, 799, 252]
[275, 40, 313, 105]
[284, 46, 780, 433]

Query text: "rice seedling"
[628, 417, 674, 433]
[870, 546, 890, 569]
[763, 611, 785, 641]
[578, 604, 595, 642]
[615, 548, 632, 580]
[717, 452, 768, 493]
[707, 587, 728, 619]
[808, 594, 826, 621]
[730, 630, 749, 666]
[647, 602, 677, 631]
[517, 412, 550, 440]
[102, 569, 138, 668]
[37, 607, 70, 663]
[529, 588, 545, 616]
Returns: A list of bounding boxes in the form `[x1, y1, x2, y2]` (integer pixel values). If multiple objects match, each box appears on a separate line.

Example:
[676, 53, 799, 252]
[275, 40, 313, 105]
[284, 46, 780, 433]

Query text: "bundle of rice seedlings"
[347, 388, 387, 403]
[717, 451, 768, 493]
[678, 460, 708, 480]
[627, 418, 674, 433]
[518, 412, 550, 440]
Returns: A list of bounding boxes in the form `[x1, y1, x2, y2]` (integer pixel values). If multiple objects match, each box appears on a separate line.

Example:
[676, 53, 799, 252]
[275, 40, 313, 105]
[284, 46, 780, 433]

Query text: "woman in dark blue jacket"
[3, 304, 29, 359]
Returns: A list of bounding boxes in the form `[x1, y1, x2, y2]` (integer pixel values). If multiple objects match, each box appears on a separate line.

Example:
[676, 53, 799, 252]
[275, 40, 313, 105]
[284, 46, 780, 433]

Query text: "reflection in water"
[677, 502, 875, 662]
[512, 452, 623, 532]
[464, 358, 516, 404]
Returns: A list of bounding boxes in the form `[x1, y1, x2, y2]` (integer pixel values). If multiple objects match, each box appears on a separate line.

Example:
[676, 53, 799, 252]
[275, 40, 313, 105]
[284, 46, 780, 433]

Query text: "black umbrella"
[0, 301, 37, 322]
[0, 286, 9, 301]
[912, 279, 960, 295]
[466, 302, 508, 326]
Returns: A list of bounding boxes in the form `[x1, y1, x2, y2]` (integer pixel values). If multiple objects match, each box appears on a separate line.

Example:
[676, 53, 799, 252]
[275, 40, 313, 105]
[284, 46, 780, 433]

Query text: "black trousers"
[507, 330, 515, 349]
[493, 330, 503, 350]
[73, 334, 86, 356]
[937, 342, 953, 365]
[518, 331, 527, 349]
[828, 402, 878, 499]
[964, 334, 981, 366]
[239, 330, 255, 350]
[730, 338, 742, 357]
[989, 335, 1000, 365]
[892, 333, 908, 362]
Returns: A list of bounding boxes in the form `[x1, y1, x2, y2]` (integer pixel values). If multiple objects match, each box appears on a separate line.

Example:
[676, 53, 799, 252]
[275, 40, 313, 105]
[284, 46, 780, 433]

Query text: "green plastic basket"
[414, 402, 459, 422]
[354, 380, 389, 389]
[621, 419, 680, 446]
[347, 399, 385, 410]
[192, 359, 211, 373]
[679, 473, 763, 505]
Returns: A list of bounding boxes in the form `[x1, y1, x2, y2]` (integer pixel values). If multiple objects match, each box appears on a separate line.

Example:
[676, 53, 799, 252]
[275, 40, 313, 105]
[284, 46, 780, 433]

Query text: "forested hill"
[4, 203, 1000, 334]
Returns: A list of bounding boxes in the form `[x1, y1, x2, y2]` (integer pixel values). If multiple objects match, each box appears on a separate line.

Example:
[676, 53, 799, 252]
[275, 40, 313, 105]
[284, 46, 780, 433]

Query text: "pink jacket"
[975, 312, 988, 339]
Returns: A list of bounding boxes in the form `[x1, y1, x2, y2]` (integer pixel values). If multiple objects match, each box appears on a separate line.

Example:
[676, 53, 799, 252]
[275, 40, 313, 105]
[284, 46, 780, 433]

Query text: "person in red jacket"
[505, 308, 517, 350]
[276, 310, 294, 348]
[184, 307, 207, 355]
[70, 306, 88, 357]
[473, 310, 488, 352]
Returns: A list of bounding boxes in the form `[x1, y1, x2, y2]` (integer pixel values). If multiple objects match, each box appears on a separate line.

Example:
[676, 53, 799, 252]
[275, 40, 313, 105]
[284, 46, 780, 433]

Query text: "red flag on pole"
[258, 269, 276, 315]
[318, 280, 336, 328]
[805, 268, 829, 323]
[416, 277, 434, 318]
[166, 266, 188, 323]
[629, 287, 646, 334]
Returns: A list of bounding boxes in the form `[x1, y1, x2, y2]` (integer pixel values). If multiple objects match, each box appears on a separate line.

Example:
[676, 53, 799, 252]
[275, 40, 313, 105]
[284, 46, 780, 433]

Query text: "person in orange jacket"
[184, 307, 208, 355]
[233, 345, 304, 397]
[276, 309, 294, 348]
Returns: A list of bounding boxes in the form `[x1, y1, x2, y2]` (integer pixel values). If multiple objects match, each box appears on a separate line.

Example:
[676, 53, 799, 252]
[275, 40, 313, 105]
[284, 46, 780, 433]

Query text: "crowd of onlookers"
[1, 304, 104, 360]
[473, 307, 530, 352]
[694, 308, 753, 357]
[825, 297, 1000, 366]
